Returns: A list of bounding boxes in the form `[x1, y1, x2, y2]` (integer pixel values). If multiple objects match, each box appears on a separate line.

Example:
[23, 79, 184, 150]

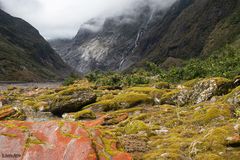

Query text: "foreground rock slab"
[0, 121, 132, 160]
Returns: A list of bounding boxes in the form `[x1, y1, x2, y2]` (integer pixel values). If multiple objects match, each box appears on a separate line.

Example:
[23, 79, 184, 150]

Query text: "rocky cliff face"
[50, 1, 170, 73]
[0, 9, 71, 81]
[51, 0, 240, 73]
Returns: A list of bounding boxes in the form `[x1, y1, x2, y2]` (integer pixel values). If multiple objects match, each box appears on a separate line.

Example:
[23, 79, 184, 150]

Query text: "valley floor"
[0, 76, 240, 159]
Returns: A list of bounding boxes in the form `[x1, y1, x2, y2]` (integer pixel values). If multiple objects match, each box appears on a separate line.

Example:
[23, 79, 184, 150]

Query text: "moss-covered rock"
[223, 86, 240, 107]
[87, 92, 152, 112]
[62, 109, 96, 121]
[161, 88, 191, 106]
[161, 77, 233, 106]
[49, 91, 97, 116]
[0, 105, 26, 120]
[190, 77, 232, 104]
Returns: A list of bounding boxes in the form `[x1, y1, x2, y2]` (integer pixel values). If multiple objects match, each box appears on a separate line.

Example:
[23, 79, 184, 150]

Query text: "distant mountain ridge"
[50, 0, 240, 73]
[0, 9, 72, 81]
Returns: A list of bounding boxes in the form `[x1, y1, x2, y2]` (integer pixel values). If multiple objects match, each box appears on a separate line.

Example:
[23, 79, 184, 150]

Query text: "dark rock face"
[135, 0, 239, 64]
[51, 0, 239, 73]
[0, 9, 71, 81]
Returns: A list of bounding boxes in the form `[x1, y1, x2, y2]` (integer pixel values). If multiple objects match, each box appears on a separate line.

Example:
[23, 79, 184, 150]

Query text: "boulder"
[49, 91, 97, 116]
[161, 77, 233, 106]
[0, 121, 132, 160]
[190, 77, 232, 104]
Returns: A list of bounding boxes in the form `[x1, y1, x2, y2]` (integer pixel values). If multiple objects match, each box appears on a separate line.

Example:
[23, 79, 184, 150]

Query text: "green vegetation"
[85, 44, 240, 85]
[86, 71, 150, 87]
[123, 120, 149, 134]
[63, 73, 80, 86]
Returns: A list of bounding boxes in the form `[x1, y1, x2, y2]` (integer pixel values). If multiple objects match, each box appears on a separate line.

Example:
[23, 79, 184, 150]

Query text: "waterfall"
[119, 10, 155, 70]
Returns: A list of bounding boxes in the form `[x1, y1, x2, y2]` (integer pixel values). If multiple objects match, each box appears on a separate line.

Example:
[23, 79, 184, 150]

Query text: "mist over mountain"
[0, 0, 176, 39]
[50, 0, 240, 74]
[50, 0, 177, 73]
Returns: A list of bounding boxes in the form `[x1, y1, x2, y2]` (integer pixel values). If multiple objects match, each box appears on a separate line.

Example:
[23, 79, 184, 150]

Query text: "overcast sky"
[0, 0, 176, 39]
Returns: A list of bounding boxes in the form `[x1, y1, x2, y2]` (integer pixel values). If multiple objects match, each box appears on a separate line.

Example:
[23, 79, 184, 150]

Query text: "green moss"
[18, 126, 29, 132]
[123, 120, 149, 134]
[133, 113, 148, 121]
[191, 102, 232, 125]
[143, 149, 183, 160]
[74, 110, 96, 120]
[182, 78, 203, 88]
[195, 153, 224, 160]
[200, 126, 234, 153]
[62, 133, 81, 139]
[109, 107, 143, 115]
[160, 89, 181, 105]
[127, 87, 168, 97]
[23, 100, 46, 110]
[58, 121, 65, 128]
[86, 92, 152, 112]
[25, 136, 44, 148]
[97, 94, 114, 101]
[23, 100, 36, 106]
[128, 87, 161, 94]
[0, 133, 17, 138]
[101, 131, 123, 156]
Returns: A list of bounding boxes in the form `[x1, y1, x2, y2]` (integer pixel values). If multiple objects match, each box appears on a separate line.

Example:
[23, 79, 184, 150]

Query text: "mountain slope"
[51, 0, 240, 73]
[133, 0, 240, 65]
[50, 1, 170, 73]
[0, 9, 71, 81]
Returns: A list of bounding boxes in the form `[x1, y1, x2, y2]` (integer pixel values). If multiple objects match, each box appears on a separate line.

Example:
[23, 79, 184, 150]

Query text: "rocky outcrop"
[0, 9, 72, 81]
[0, 121, 132, 160]
[161, 77, 233, 106]
[49, 91, 97, 116]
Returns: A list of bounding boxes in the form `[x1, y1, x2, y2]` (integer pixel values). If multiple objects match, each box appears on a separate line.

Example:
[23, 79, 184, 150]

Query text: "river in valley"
[0, 82, 62, 90]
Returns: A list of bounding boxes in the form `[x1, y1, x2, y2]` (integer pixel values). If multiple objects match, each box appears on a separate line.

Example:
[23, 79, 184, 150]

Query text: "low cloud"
[0, 0, 176, 39]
